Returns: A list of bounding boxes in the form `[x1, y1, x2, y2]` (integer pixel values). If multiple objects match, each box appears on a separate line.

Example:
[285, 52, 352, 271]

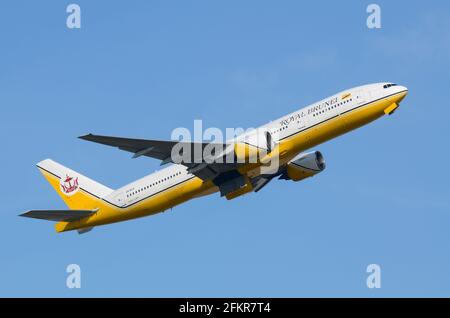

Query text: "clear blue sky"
[1, 0, 449, 297]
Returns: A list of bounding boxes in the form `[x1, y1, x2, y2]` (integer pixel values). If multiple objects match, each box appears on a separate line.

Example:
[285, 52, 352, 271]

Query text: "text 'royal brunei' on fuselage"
[21, 83, 408, 233]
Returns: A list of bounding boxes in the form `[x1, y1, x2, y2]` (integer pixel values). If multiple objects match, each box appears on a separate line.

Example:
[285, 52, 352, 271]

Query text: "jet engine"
[280, 151, 326, 182]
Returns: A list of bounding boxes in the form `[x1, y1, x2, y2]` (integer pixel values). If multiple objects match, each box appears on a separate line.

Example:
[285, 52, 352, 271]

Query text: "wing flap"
[20, 210, 96, 222]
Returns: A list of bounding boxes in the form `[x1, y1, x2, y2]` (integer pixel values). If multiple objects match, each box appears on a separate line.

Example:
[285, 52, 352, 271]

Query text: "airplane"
[21, 83, 408, 234]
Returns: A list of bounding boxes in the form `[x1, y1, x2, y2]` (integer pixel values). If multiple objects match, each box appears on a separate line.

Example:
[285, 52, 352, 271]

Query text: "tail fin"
[36, 159, 114, 210]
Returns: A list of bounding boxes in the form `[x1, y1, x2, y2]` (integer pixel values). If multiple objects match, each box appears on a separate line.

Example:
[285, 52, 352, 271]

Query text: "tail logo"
[60, 174, 79, 196]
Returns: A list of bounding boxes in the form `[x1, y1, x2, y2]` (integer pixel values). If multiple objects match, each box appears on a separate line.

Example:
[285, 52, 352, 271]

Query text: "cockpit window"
[383, 83, 398, 89]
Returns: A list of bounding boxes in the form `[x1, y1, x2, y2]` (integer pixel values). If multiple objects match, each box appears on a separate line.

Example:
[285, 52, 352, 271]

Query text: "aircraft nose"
[399, 85, 408, 94]
[395, 85, 408, 103]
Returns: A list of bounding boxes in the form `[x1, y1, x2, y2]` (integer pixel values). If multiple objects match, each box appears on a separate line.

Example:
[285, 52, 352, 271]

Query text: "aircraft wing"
[79, 134, 241, 181]
[80, 134, 198, 161]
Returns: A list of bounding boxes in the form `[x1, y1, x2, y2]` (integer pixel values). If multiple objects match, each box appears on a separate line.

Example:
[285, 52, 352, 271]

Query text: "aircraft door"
[297, 113, 309, 131]
[113, 192, 126, 207]
[356, 89, 370, 106]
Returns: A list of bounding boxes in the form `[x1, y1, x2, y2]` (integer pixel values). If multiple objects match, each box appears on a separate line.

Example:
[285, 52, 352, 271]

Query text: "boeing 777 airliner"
[21, 83, 408, 233]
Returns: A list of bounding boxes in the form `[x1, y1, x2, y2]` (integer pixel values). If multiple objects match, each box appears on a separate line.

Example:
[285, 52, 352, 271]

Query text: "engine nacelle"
[281, 151, 326, 182]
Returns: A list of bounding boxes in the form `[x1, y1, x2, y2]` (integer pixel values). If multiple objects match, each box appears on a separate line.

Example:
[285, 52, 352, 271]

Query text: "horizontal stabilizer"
[20, 209, 96, 222]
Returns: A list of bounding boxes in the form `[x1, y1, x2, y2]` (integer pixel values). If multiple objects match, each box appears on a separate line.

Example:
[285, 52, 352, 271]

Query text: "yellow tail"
[37, 159, 115, 232]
